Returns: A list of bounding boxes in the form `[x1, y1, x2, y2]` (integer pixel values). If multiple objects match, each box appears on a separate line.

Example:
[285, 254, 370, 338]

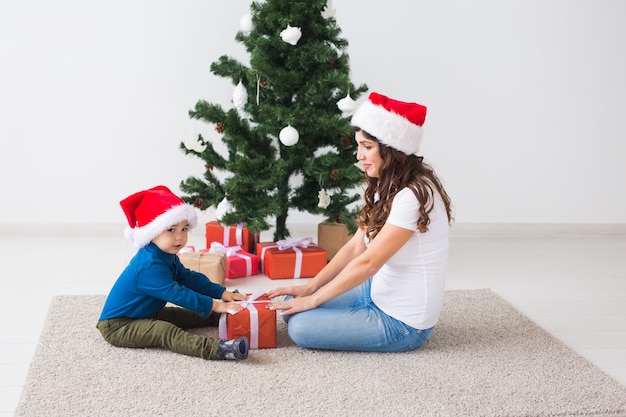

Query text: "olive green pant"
[97, 307, 222, 360]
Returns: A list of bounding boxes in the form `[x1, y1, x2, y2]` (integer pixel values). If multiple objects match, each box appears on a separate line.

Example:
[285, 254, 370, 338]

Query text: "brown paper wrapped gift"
[178, 251, 226, 285]
[317, 222, 353, 261]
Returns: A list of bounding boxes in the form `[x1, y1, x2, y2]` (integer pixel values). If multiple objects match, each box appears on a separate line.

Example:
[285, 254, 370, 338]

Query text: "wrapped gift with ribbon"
[177, 249, 226, 285]
[206, 242, 259, 279]
[257, 237, 327, 280]
[218, 291, 276, 349]
[205, 221, 257, 253]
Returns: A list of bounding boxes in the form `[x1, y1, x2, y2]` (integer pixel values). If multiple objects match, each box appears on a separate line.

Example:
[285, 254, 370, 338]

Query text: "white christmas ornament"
[318, 189, 331, 209]
[279, 125, 299, 146]
[337, 94, 358, 116]
[215, 197, 234, 221]
[233, 80, 248, 113]
[184, 136, 206, 153]
[280, 25, 302, 45]
[240, 13, 255, 32]
[184, 123, 207, 152]
[321, 0, 336, 18]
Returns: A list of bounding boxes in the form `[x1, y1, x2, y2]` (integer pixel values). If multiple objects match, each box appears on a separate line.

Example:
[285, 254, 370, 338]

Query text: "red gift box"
[203, 243, 258, 279]
[257, 237, 327, 280]
[219, 292, 276, 349]
[205, 221, 257, 253]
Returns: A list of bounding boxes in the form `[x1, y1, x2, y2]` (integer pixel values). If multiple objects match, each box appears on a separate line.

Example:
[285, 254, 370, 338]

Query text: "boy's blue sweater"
[99, 243, 226, 320]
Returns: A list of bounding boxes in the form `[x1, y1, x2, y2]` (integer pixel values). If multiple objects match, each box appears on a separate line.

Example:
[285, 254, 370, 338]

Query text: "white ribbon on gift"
[209, 242, 241, 257]
[223, 223, 245, 247]
[209, 242, 252, 276]
[235, 252, 253, 276]
[218, 290, 268, 349]
[259, 237, 313, 278]
[276, 237, 313, 250]
[278, 237, 313, 278]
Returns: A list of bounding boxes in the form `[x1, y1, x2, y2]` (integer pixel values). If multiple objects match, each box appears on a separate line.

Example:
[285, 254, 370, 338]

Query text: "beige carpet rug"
[15, 290, 626, 417]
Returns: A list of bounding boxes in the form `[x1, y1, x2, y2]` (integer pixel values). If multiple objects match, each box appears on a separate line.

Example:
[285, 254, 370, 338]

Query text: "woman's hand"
[268, 295, 319, 316]
[221, 290, 248, 302]
[266, 284, 314, 300]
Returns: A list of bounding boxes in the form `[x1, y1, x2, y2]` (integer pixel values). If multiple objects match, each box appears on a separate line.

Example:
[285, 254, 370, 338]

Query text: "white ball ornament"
[337, 94, 358, 116]
[279, 125, 299, 146]
[240, 14, 255, 32]
[280, 25, 302, 45]
[215, 197, 234, 221]
[321, 0, 336, 18]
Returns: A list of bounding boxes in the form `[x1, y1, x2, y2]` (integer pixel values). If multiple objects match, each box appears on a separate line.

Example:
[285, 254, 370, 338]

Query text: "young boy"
[97, 185, 249, 360]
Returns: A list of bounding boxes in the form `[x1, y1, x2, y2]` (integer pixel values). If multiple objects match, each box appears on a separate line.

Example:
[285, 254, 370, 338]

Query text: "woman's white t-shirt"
[368, 187, 449, 329]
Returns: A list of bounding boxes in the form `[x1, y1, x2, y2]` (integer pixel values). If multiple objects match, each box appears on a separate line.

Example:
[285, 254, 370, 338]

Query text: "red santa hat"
[351, 92, 427, 155]
[120, 185, 197, 249]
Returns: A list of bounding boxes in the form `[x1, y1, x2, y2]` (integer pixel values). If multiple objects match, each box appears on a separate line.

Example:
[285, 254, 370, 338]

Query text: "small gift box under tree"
[317, 222, 353, 261]
[178, 249, 226, 285]
[205, 221, 258, 253]
[257, 238, 327, 280]
[205, 243, 259, 279]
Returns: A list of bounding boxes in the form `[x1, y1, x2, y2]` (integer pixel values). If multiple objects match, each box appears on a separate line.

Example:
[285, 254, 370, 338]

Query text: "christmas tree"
[179, 0, 367, 241]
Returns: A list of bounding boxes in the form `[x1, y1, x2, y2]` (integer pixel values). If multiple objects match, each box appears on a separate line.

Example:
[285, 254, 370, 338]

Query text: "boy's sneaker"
[218, 336, 249, 360]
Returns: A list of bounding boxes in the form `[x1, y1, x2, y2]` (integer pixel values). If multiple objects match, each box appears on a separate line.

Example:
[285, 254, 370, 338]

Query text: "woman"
[267, 92, 453, 352]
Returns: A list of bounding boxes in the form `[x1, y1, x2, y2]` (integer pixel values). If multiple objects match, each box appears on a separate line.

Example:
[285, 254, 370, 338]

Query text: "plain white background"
[2, 3, 626, 413]
[1, 0, 625, 226]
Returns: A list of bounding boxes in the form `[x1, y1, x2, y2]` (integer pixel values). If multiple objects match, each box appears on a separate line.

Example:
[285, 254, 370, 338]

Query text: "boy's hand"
[221, 290, 248, 302]
[212, 301, 244, 314]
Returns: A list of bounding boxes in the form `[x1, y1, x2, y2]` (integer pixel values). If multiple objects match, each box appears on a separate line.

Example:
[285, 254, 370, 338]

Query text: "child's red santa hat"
[351, 92, 427, 155]
[120, 185, 197, 249]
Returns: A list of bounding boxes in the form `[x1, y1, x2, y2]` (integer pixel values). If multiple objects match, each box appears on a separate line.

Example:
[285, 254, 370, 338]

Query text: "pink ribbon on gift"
[218, 290, 268, 349]
[260, 237, 313, 278]
[223, 223, 245, 247]
[209, 242, 253, 276]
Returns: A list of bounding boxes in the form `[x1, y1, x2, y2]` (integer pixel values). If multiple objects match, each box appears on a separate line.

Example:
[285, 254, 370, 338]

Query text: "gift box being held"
[257, 237, 327, 280]
[205, 221, 257, 253]
[219, 291, 276, 349]
[206, 242, 259, 279]
[178, 251, 226, 285]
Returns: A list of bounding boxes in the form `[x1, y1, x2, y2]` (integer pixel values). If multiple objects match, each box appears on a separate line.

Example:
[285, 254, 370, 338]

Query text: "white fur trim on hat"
[351, 95, 425, 155]
[126, 203, 197, 249]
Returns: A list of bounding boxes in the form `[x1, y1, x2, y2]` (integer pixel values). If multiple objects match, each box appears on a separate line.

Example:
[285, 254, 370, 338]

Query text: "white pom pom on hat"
[120, 185, 197, 249]
[350, 92, 427, 156]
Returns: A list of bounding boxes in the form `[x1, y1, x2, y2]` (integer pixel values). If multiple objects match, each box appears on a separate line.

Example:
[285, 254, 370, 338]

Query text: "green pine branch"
[179, 0, 367, 240]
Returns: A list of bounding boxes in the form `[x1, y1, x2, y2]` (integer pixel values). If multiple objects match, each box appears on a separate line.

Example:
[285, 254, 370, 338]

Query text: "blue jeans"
[283, 278, 433, 352]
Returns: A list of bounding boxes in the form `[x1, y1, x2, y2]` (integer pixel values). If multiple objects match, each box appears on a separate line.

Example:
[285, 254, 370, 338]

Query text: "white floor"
[1, 223, 625, 416]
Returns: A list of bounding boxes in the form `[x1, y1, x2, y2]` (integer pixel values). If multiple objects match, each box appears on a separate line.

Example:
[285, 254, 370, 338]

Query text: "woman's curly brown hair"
[355, 129, 453, 240]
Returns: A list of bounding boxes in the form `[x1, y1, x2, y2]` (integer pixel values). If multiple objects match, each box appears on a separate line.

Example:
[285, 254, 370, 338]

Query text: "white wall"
[1, 0, 625, 226]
